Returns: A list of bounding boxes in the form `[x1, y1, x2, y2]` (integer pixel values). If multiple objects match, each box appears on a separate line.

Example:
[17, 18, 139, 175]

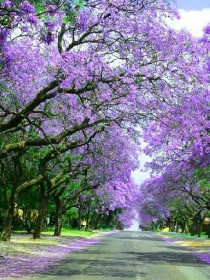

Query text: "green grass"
[13, 227, 103, 238]
[43, 228, 97, 238]
[5, 228, 105, 257]
[159, 232, 209, 239]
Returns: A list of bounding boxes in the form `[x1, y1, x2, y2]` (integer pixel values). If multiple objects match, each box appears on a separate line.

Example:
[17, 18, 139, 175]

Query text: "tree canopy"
[0, 0, 209, 240]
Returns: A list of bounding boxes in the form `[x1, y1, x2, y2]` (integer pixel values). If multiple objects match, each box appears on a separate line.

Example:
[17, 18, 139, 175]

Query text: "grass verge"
[159, 232, 209, 239]
[0, 228, 113, 278]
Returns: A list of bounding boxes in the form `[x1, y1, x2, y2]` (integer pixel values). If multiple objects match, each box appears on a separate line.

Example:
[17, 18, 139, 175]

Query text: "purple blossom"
[19, 1, 35, 14]
[27, 14, 38, 25]
[203, 24, 210, 35]
[20, 26, 29, 32]
[206, 59, 210, 72]
[0, 28, 7, 42]
[45, 21, 55, 31]
[2, 0, 13, 9]
[40, 31, 55, 44]
[48, 4, 57, 13]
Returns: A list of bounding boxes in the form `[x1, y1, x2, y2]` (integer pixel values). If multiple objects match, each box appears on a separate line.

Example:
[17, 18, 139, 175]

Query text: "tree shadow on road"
[123, 251, 207, 267]
[41, 257, 146, 278]
[117, 236, 162, 242]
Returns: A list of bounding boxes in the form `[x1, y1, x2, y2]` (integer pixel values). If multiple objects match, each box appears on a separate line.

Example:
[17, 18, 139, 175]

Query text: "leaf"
[75, 0, 86, 7]
[185, 41, 191, 46]
[35, 0, 45, 13]
[63, 17, 70, 24]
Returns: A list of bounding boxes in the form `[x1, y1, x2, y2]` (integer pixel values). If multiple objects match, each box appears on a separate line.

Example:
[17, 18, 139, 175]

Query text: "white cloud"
[171, 8, 210, 37]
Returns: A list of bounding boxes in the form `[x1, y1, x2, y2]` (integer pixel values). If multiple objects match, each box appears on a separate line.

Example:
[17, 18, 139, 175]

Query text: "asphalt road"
[37, 231, 210, 280]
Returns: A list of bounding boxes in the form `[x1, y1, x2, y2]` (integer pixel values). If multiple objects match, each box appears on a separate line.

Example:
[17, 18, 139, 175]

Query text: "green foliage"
[34, 0, 45, 13]
[66, 207, 79, 219]
[63, 0, 87, 24]
[75, 0, 86, 7]
[17, 186, 39, 210]
[68, 180, 82, 191]
[184, 41, 191, 46]
[195, 166, 210, 190]
[42, 227, 96, 237]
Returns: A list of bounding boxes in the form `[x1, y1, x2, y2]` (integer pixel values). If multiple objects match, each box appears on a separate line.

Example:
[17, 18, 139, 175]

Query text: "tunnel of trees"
[0, 0, 209, 241]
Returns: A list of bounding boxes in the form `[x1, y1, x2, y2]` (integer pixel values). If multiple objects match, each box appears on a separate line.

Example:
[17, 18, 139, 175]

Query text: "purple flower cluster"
[2, 0, 13, 9]
[203, 24, 210, 35]
[19, 1, 35, 14]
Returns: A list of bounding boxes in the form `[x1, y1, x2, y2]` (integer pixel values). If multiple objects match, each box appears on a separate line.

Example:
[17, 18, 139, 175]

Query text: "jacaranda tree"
[0, 0, 209, 240]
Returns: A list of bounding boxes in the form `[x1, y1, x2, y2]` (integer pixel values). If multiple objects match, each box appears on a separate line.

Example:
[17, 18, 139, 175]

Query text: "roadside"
[0, 229, 115, 279]
[158, 232, 210, 265]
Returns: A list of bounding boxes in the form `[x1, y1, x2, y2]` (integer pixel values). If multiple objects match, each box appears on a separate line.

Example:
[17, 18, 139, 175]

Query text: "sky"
[131, 0, 210, 187]
[176, 0, 210, 11]
[173, 0, 210, 37]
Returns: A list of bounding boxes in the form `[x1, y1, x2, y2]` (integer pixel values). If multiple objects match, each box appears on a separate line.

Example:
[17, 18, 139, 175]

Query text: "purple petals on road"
[195, 252, 210, 265]
[162, 237, 180, 243]
[161, 235, 210, 265]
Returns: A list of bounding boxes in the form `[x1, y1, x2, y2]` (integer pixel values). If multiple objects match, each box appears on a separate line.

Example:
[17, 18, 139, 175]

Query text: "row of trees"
[0, 0, 209, 241]
[1, 123, 139, 238]
[137, 22, 210, 236]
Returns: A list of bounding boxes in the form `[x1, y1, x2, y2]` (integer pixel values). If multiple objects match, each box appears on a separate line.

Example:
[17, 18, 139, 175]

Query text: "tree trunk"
[93, 213, 102, 230]
[85, 208, 90, 231]
[78, 205, 82, 230]
[197, 221, 202, 237]
[184, 223, 189, 234]
[207, 224, 210, 239]
[171, 221, 175, 232]
[197, 216, 204, 237]
[33, 184, 47, 239]
[197, 218, 204, 238]
[0, 192, 17, 242]
[190, 220, 196, 236]
[181, 222, 185, 233]
[53, 197, 63, 236]
[168, 218, 172, 232]
[0, 210, 13, 241]
[0, 153, 23, 241]
[175, 222, 179, 233]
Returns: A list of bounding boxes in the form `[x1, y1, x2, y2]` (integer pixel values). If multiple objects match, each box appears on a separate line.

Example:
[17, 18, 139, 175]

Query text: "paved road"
[37, 231, 210, 280]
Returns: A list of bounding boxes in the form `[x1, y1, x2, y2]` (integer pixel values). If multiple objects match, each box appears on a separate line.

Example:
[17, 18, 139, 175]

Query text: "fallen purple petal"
[160, 234, 210, 265]
[0, 232, 115, 278]
[195, 253, 210, 264]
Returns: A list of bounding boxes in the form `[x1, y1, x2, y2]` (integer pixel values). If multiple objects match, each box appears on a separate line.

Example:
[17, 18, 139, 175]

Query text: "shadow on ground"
[123, 251, 206, 267]
[35, 232, 209, 279]
[40, 243, 206, 279]
[41, 257, 146, 278]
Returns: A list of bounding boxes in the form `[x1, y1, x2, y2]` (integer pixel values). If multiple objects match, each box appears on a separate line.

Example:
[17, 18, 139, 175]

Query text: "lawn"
[159, 231, 209, 240]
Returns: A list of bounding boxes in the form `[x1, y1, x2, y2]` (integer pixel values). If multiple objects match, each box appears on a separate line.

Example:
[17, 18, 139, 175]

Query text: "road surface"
[37, 231, 210, 280]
